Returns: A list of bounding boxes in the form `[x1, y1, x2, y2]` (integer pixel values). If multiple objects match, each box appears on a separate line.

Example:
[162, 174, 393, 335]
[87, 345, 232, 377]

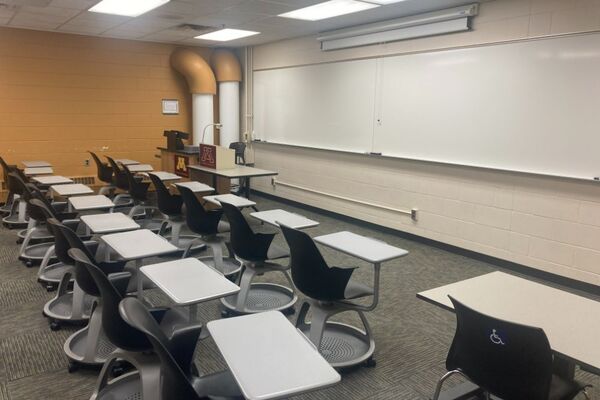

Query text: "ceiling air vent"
[171, 23, 215, 35]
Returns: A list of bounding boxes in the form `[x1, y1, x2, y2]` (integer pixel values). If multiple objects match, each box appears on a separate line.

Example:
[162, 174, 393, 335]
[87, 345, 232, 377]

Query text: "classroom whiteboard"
[253, 59, 377, 153]
[253, 33, 600, 180]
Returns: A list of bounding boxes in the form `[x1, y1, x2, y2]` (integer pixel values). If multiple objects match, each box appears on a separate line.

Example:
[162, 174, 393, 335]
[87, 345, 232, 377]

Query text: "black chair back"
[105, 156, 129, 191]
[178, 185, 221, 235]
[24, 188, 48, 222]
[220, 202, 273, 262]
[447, 296, 554, 400]
[148, 173, 182, 216]
[69, 248, 151, 352]
[0, 156, 16, 183]
[9, 172, 31, 200]
[229, 142, 246, 165]
[280, 224, 352, 301]
[119, 297, 200, 399]
[89, 151, 113, 184]
[122, 166, 150, 202]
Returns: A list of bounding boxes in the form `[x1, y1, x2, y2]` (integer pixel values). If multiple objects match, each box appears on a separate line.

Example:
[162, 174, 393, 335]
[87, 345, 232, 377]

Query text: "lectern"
[163, 130, 189, 151]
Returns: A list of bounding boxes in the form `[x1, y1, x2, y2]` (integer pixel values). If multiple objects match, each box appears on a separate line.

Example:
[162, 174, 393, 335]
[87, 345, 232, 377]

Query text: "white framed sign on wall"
[162, 99, 179, 115]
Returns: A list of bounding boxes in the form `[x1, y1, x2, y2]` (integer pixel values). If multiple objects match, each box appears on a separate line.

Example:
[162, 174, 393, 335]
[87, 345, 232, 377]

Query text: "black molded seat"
[106, 156, 130, 193]
[2, 169, 29, 228]
[178, 185, 239, 276]
[0, 156, 17, 215]
[119, 297, 240, 400]
[219, 202, 295, 315]
[280, 224, 375, 368]
[432, 296, 591, 400]
[89, 151, 115, 196]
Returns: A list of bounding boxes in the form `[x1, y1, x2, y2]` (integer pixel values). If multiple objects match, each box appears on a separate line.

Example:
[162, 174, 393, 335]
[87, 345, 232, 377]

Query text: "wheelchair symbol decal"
[489, 329, 506, 345]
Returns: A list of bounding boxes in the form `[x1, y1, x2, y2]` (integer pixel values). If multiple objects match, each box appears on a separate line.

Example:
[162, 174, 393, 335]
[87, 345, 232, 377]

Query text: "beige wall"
[249, 0, 600, 285]
[0, 27, 206, 178]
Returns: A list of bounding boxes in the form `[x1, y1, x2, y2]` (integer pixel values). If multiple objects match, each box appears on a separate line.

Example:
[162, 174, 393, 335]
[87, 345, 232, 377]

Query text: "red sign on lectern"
[174, 154, 189, 177]
[199, 144, 217, 169]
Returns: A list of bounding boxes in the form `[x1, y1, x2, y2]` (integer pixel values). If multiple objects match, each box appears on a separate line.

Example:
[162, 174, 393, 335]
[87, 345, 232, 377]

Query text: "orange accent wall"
[0, 27, 209, 177]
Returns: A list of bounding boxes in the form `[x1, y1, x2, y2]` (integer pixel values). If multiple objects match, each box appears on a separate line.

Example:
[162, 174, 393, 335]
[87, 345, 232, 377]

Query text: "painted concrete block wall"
[249, 0, 600, 285]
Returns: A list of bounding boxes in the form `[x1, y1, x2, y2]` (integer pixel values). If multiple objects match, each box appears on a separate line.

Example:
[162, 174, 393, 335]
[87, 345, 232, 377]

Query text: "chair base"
[2, 213, 28, 229]
[20, 242, 55, 265]
[17, 227, 53, 241]
[161, 235, 206, 255]
[93, 371, 142, 400]
[64, 326, 116, 368]
[38, 261, 72, 285]
[200, 257, 241, 278]
[43, 292, 93, 326]
[221, 282, 297, 315]
[298, 322, 375, 368]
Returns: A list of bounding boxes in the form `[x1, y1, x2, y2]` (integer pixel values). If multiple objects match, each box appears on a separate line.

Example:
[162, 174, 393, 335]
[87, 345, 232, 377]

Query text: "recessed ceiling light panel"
[362, 0, 407, 4]
[195, 29, 260, 42]
[89, 0, 170, 17]
[279, 0, 379, 21]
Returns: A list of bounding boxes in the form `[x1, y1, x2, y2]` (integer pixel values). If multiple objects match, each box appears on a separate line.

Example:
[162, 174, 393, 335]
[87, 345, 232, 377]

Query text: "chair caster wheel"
[67, 361, 79, 373]
[221, 310, 231, 318]
[16, 239, 23, 244]
[50, 321, 61, 331]
[46, 284, 56, 292]
[364, 357, 376, 368]
[25, 261, 33, 268]
[112, 365, 125, 377]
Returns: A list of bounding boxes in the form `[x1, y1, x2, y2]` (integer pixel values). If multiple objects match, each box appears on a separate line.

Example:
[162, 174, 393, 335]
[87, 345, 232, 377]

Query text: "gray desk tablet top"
[417, 271, 600, 374]
[115, 159, 140, 166]
[189, 165, 278, 179]
[207, 311, 340, 400]
[204, 194, 256, 208]
[32, 175, 73, 185]
[22, 160, 52, 168]
[101, 229, 178, 260]
[69, 195, 114, 211]
[250, 209, 319, 229]
[80, 213, 140, 234]
[173, 181, 214, 193]
[24, 167, 53, 176]
[126, 164, 153, 172]
[314, 231, 408, 264]
[147, 171, 181, 181]
[141, 258, 240, 306]
[51, 183, 94, 197]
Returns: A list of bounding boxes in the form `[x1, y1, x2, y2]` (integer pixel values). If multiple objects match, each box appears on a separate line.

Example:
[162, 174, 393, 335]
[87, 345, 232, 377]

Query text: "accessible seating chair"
[178, 184, 241, 277]
[42, 217, 122, 331]
[280, 224, 375, 368]
[219, 201, 296, 316]
[88, 151, 115, 196]
[432, 296, 592, 400]
[147, 173, 204, 253]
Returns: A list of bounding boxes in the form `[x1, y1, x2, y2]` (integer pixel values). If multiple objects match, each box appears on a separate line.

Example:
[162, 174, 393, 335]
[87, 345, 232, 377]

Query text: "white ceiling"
[0, 0, 482, 47]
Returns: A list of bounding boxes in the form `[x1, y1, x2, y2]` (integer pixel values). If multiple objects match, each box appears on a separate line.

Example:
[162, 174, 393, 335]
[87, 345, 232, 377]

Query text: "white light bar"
[317, 4, 478, 51]
[89, 0, 170, 17]
[279, 0, 379, 21]
[195, 29, 259, 42]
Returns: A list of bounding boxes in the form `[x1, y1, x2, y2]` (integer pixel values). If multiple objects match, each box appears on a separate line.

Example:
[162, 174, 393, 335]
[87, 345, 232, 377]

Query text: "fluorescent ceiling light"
[362, 0, 407, 3]
[89, 0, 170, 17]
[279, 0, 379, 21]
[195, 29, 260, 42]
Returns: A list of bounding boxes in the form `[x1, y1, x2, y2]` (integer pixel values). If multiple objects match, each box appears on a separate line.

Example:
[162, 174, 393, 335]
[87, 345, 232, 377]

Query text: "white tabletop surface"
[101, 229, 178, 260]
[127, 164, 153, 172]
[51, 183, 94, 197]
[173, 181, 214, 193]
[141, 258, 240, 306]
[115, 159, 140, 165]
[314, 231, 408, 264]
[205, 194, 256, 208]
[251, 209, 319, 230]
[80, 212, 140, 234]
[417, 271, 600, 373]
[148, 171, 181, 181]
[69, 195, 114, 211]
[22, 160, 51, 168]
[189, 165, 278, 179]
[208, 311, 340, 400]
[32, 175, 73, 185]
[24, 167, 53, 176]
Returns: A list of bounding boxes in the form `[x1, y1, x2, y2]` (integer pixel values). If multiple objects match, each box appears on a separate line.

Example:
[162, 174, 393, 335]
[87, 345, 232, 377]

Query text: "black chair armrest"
[83, 240, 99, 255]
[168, 323, 203, 373]
[62, 219, 80, 230]
[98, 260, 126, 275]
[57, 212, 79, 222]
[108, 272, 131, 297]
[149, 307, 169, 324]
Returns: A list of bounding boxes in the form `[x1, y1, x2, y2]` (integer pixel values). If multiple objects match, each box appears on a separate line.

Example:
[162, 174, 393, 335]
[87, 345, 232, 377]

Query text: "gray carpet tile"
[0, 194, 597, 400]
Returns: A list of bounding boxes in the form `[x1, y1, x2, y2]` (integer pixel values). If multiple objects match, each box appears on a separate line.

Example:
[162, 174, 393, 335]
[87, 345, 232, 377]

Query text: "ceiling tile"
[49, 0, 96, 9]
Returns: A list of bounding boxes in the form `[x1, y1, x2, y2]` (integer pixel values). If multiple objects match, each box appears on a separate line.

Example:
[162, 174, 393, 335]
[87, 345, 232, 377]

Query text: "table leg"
[136, 259, 144, 301]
